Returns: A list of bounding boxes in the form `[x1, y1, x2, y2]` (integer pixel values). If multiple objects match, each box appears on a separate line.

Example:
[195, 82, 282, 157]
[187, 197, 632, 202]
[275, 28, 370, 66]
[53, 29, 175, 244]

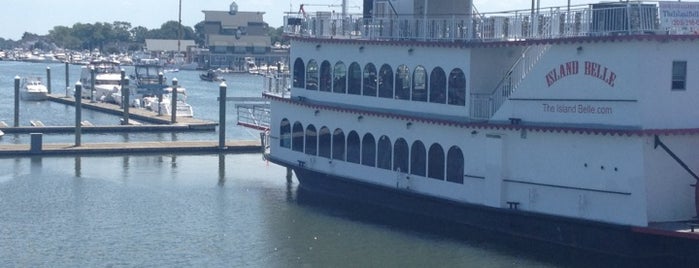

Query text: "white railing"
[284, 2, 669, 42]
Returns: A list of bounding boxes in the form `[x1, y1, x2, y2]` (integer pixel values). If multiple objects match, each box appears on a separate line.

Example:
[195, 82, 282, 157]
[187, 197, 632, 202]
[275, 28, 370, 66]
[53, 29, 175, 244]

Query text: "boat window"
[428, 143, 445, 180]
[446, 146, 464, 184]
[393, 138, 409, 173]
[377, 135, 392, 170]
[348, 62, 362, 95]
[410, 141, 426, 177]
[332, 128, 346, 161]
[280, 119, 291, 148]
[333, 61, 347, 93]
[293, 58, 305, 88]
[347, 131, 361, 164]
[305, 125, 318, 155]
[318, 126, 332, 158]
[320, 60, 332, 92]
[361, 133, 376, 167]
[378, 64, 394, 98]
[395, 65, 411, 100]
[430, 67, 447, 104]
[448, 68, 466, 106]
[306, 60, 318, 90]
[292, 122, 304, 152]
[363, 63, 377, 96]
[672, 61, 687, 90]
[412, 66, 428, 102]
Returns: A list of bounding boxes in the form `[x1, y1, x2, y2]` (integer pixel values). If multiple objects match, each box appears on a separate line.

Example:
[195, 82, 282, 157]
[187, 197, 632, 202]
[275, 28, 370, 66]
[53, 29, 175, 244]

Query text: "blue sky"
[0, 0, 592, 40]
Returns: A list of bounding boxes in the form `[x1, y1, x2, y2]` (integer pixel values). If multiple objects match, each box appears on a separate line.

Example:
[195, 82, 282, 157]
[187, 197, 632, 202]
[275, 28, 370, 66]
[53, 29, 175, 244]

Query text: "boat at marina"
[79, 59, 122, 103]
[142, 87, 194, 117]
[20, 77, 49, 101]
[199, 70, 224, 82]
[258, 0, 699, 262]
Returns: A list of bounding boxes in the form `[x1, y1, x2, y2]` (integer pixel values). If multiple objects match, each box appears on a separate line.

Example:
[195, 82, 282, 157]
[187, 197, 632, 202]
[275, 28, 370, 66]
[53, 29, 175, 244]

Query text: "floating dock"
[0, 140, 262, 157]
[47, 94, 217, 127]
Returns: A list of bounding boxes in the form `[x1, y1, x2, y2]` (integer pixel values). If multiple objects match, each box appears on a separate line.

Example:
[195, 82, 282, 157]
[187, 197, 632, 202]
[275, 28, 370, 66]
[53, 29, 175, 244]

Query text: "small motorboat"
[21, 77, 49, 101]
[200, 70, 224, 82]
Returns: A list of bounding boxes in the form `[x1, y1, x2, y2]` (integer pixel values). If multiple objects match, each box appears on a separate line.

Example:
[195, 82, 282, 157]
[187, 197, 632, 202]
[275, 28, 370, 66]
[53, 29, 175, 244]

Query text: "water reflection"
[74, 156, 81, 177]
[218, 154, 225, 187]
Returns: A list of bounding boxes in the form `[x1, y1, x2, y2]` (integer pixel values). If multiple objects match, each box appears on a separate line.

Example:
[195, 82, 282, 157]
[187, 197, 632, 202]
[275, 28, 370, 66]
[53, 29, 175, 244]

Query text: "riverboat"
[259, 0, 699, 262]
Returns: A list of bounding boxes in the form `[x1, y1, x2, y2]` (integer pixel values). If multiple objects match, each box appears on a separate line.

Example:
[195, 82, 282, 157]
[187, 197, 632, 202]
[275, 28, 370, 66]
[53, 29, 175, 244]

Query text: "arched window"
[428, 143, 445, 180]
[292, 122, 304, 152]
[333, 61, 347, 93]
[293, 58, 305, 88]
[332, 128, 346, 160]
[280, 118, 291, 148]
[363, 63, 377, 96]
[378, 64, 394, 98]
[395, 64, 410, 100]
[448, 68, 466, 106]
[305, 125, 317, 155]
[412, 66, 427, 102]
[318, 126, 331, 158]
[306, 60, 318, 90]
[347, 131, 361, 164]
[320, 60, 332, 92]
[348, 62, 362, 95]
[429, 67, 446, 104]
[411, 141, 426, 176]
[394, 138, 409, 173]
[446, 146, 464, 184]
[362, 133, 376, 167]
[377, 135, 392, 170]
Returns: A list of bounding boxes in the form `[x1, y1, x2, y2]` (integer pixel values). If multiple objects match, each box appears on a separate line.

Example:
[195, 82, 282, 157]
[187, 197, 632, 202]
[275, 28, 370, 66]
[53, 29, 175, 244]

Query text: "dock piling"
[30, 133, 43, 154]
[74, 81, 82, 146]
[46, 67, 51, 94]
[158, 72, 164, 116]
[65, 62, 69, 97]
[171, 78, 178, 123]
[14, 76, 20, 127]
[122, 78, 130, 125]
[219, 81, 227, 149]
[90, 67, 96, 102]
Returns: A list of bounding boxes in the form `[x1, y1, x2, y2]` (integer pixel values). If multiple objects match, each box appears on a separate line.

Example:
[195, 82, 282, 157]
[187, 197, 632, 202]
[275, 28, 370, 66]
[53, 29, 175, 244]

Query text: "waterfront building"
[198, 1, 287, 71]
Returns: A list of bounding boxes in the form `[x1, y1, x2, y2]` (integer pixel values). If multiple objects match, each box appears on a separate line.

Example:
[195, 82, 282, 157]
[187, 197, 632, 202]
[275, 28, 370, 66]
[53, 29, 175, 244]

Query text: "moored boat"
[79, 59, 123, 103]
[257, 0, 699, 262]
[20, 77, 49, 101]
[200, 70, 224, 82]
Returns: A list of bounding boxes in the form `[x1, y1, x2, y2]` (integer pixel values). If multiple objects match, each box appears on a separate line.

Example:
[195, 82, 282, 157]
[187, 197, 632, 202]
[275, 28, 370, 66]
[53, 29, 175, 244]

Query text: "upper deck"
[283, 1, 698, 43]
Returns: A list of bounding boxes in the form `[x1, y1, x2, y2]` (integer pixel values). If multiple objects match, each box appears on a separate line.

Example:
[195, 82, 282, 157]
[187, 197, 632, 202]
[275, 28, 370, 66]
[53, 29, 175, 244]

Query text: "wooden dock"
[47, 94, 217, 127]
[0, 140, 262, 157]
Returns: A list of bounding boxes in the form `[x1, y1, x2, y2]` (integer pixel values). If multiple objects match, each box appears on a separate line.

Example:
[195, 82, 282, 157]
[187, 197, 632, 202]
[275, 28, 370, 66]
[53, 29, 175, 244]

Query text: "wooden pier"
[47, 94, 217, 127]
[0, 140, 262, 157]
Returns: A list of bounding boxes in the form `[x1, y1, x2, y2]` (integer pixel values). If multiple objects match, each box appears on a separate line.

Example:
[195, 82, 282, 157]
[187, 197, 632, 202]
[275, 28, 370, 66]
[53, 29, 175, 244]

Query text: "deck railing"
[284, 2, 682, 42]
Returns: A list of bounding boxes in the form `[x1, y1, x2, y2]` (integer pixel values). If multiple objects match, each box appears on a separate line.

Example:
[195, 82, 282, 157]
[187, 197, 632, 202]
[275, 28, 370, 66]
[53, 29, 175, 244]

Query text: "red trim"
[263, 93, 699, 137]
[632, 226, 699, 240]
[286, 34, 699, 49]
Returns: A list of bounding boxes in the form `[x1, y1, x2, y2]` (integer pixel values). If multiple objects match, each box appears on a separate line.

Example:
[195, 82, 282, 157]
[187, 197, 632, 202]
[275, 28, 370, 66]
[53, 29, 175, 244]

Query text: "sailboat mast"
[178, 0, 182, 53]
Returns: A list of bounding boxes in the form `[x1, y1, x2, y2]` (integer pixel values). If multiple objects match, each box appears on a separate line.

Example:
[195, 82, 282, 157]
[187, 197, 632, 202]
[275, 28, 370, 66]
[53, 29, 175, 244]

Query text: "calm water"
[0, 62, 623, 267]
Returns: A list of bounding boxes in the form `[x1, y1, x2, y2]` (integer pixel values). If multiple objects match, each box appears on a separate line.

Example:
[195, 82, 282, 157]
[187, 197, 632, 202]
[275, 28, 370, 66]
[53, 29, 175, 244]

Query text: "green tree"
[268, 26, 285, 45]
[130, 26, 149, 43]
[193, 21, 206, 46]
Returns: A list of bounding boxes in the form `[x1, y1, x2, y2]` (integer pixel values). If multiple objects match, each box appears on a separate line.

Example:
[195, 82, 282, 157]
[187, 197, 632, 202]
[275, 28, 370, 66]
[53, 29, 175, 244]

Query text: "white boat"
[142, 87, 193, 117]
[20, 77, 49, 101]
[79, 59, 123, 103]
[260, 0, 699, 262]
